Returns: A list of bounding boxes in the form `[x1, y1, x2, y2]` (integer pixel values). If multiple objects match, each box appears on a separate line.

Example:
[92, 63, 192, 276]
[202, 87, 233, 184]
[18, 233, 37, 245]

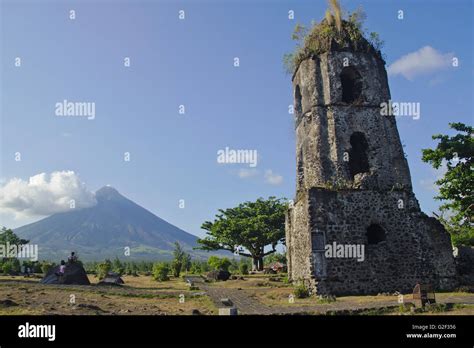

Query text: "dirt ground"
[1, 274, 473, 315]
[0, 275, 215, 315]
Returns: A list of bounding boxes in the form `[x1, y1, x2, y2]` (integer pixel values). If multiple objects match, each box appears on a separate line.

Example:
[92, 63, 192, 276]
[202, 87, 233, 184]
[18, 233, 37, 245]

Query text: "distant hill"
[14, 186, 222, 261]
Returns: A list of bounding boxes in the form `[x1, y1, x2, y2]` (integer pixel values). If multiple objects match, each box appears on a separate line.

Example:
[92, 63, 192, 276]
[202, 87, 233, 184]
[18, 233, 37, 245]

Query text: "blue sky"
[1, 0, 473, 238]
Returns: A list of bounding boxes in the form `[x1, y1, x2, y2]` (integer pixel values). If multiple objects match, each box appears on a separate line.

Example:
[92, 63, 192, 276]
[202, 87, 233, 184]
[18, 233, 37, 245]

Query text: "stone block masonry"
[285, 29, 458, 296]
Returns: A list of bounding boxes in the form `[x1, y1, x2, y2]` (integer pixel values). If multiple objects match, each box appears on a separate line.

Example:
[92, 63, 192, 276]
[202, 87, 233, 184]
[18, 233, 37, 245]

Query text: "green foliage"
[171, 242, 191, 277]
[41, 261, 55, 275]
[152, 262, 170, 281]
[21, 260, 40, 273]
[96, 259, 112, 280]
[422, 122, 474, 246]
[264, 252, 287, 264]
[283, 5, 384, 74]
[189, 261, 203, 274]
[2, 259, 20, 275]
[197, 197, 287, 270]
[239, 263, 249, 275]
[112, 257, 124, 275]
[207, 256, 231, 272]
[294, 283, 310, 299]
[0, 227, 29, 246]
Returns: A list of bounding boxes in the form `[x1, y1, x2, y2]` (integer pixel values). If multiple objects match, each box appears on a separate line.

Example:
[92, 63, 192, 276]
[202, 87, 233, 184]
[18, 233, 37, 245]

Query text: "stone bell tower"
[285, 21, 457, 295]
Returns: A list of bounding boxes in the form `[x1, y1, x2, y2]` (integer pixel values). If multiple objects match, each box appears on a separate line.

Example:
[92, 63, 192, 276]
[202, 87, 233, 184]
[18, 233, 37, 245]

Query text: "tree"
[171, 242, 190, 277]
[152, 262, 170, 281]
[112, 257, 124, 275]
[0, 227, 29, 249]
[422, 122, 474, 246]
[207, 256, 231, 272]
[197, 197, 287, 271]
[96, 259, 112, 280]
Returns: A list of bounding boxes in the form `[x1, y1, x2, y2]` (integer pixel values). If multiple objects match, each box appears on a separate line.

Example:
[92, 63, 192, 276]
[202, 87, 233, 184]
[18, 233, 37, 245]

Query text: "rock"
[41, 263, 90, 285]
[191, 309, 201, 315]
[0, 299, 19, 307]
[206, 270, 231, 281]
[98, 273, 125, 286]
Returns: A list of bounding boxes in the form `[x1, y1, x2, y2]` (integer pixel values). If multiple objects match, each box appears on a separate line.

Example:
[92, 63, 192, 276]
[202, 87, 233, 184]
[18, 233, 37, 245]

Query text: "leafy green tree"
[170, 242, 192, 277]
[0, 227, 29, 246]
[264, 252, 287, 265]
[152, 262, 170, 281]
[2, 259, 20, 275]
[239, 263, 249, 275]
[197, 197, 287, 271]
[112, 257, 124, 275]
[171, 242, 189, 277]
[422, 122, 474, 246]
[207, 256, 231, 272]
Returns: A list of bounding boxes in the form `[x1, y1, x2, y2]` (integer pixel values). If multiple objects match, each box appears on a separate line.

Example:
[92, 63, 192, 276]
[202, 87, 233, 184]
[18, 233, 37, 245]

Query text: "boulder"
[206, 270, 231, 281]
[98, 273, 125, 286]
[41, 263, 90, 285]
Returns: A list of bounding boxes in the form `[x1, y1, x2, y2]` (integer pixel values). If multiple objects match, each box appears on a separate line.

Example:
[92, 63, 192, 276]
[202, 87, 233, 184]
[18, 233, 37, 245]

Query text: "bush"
[152, 262, 170, 281]
[294, 283, 310, 299]
[239, 263, 249, 275]
[96, 259, 112, 280]
[2, 261, 14, 275]
[41, 261, 54, 275]
[171, 259, 182, 278]
[208, 256, 231, 272]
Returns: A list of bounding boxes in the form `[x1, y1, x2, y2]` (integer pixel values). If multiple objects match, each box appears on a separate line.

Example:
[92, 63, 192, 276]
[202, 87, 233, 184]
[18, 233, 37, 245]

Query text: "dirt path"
[186, 276, 274, 314]
[186, 276, 474, 315]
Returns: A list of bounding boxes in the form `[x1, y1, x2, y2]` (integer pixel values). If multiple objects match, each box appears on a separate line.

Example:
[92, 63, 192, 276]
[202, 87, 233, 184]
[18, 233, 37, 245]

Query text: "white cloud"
[388, 46, 454, 80]
[264, 170, 283, 185]
[238, 168, 259, 178]
[0, 171, 96, 218]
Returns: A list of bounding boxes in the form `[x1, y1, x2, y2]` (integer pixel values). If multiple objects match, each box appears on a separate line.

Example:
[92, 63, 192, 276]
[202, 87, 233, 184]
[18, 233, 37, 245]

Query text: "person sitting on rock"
[68, 252, 78, 264]
[55, 260, 66, 279]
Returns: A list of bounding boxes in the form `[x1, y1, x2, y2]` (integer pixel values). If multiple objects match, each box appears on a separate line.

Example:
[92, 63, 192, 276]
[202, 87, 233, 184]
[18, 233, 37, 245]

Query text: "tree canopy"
[196, 197, 287, 270]
[422, 122, 473, 246]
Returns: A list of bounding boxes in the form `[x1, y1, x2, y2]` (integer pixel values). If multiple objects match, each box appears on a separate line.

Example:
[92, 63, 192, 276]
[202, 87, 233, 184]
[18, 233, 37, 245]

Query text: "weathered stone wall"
[286, 48, 459, 296]
[293, 51, 412, 194]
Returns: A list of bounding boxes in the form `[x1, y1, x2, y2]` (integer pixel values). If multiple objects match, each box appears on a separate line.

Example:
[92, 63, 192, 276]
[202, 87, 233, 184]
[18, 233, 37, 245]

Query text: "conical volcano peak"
[95, 185, 123, 200]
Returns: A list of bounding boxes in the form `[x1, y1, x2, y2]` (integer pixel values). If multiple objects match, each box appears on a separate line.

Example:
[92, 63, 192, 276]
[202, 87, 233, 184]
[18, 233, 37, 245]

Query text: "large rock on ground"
[98, 272, 125, 286]
[41, 263, 90, 285]
[206, 270, 231, 281]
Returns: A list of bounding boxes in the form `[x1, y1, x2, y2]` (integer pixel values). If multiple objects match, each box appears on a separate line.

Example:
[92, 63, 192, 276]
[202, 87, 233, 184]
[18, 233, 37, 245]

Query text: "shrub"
[208, 256, 231, 272]
[239, 263, 249, 275]
[96, 259, 112, 280]
[2, 261, 14, 275]
[152, 262, 170, 281]
[294, 283, 310, 299]
[317, 295, 336, 304]
[41, 261, 54, 275]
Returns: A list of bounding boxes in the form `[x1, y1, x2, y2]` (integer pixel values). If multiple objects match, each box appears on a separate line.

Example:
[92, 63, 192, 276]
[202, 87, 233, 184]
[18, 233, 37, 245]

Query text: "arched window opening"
[367, 224, 386, 244]
[349, 132, 370, 177]
[340, 67, 363, 104]
[295, 85, 302, 115]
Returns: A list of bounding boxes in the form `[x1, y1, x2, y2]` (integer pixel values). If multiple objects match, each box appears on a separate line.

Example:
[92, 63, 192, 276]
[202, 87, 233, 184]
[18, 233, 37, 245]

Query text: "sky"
[1, 0, 473, 239]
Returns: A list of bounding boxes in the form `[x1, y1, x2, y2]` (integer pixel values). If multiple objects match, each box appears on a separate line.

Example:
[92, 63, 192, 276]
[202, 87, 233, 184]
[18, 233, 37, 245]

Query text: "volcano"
[14, 186, 209, 261]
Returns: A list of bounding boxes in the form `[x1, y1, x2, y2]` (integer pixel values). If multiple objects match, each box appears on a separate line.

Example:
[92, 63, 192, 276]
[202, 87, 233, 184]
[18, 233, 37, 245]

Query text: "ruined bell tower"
[285, 19, 457, 296]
